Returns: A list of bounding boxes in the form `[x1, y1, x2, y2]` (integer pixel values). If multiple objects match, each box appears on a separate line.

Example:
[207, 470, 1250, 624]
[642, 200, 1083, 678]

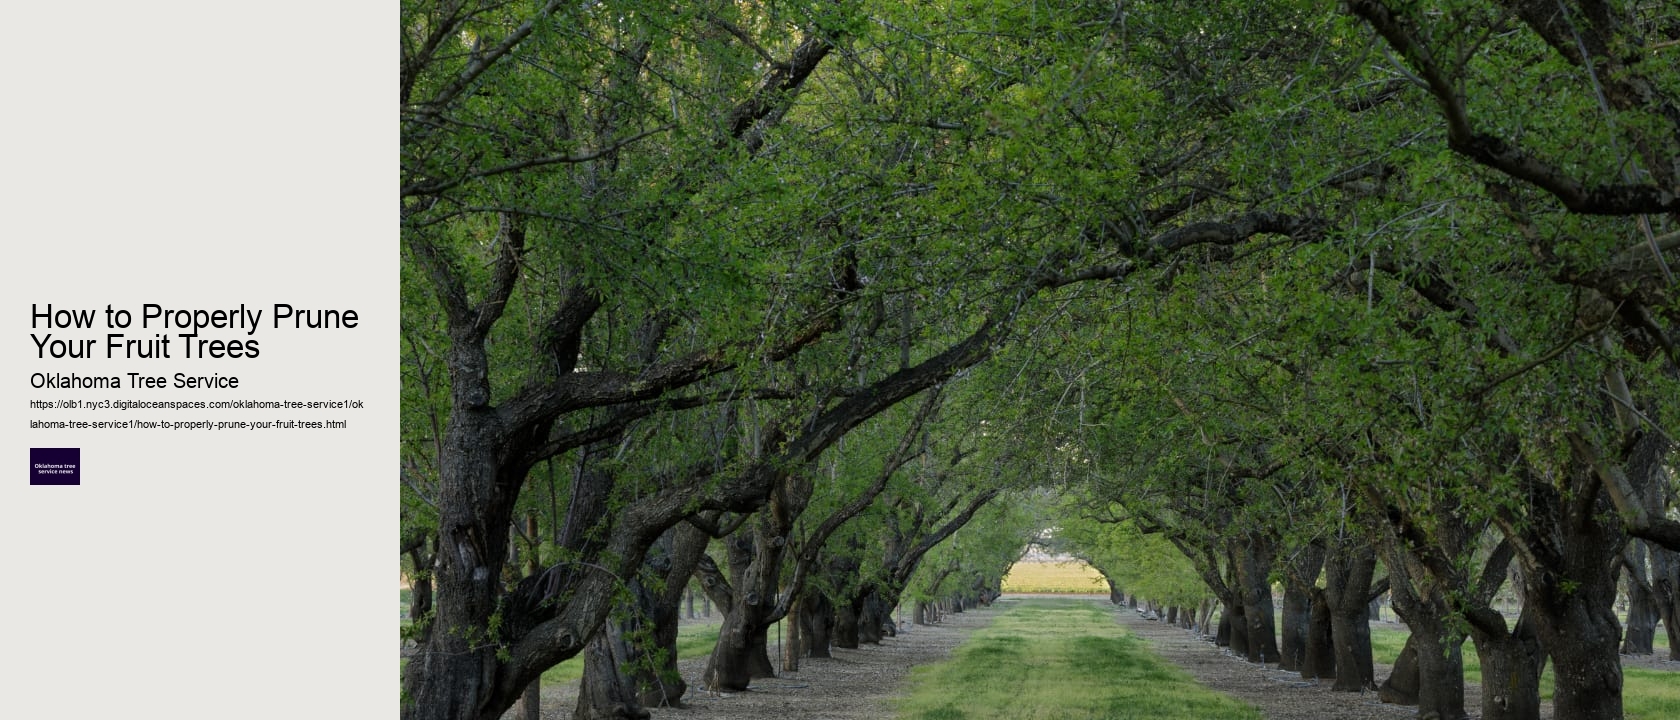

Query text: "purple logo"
[30, 447, 80, 485]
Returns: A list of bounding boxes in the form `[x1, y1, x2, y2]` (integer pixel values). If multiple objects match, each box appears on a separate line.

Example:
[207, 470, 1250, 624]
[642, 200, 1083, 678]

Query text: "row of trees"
[1047, 2, 1680, 717]
[401, 1, 1678, 718]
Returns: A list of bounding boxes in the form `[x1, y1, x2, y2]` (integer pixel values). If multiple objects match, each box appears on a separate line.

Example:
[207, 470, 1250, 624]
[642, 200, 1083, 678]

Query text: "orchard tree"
[401, 0, 1354, 715]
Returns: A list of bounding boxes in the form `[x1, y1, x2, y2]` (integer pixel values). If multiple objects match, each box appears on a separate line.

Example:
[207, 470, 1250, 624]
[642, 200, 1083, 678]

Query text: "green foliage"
[401, 0, 1680, 711]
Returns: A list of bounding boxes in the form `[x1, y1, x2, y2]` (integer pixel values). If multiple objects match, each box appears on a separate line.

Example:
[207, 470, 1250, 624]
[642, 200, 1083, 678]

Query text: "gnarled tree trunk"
[1301, 588, 1336, 680]
[1469, 609, 1545, 720]
[1323, 538, 1377, 692]
[700, 527, 782, 692]
[1376, 519, 1466, 720]
[1280, 543, 1326, 672]
[800, 589, 836, 658]
[1235, 534, 1280, 664]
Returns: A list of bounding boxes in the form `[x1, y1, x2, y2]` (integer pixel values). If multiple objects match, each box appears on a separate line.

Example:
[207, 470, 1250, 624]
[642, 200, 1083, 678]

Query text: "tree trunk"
[1499, 450, 1640, 720]
[1622, 541, 1658, 655]
[1281, 543, 1327, 672]
[913, 601, 927, 626]
[1226, 602, 1249, 656]
[514, 683, 540, 720]
[633, 591, 689, 708]
[1323, 539, 1377, 692]
[834, 598, 860, 649]
[1415, 625, 1467, 720]
[574, 623, 653, 720]
[1279, 587, 1310, 671]
[1327, 591, 1376, 691]
[515, 515, 542, 720]
[701, 524, 784, 692]
[801, 591, 835, 658]
[576, 589, 664, 717]
[577, 524, 704, 716]
[858, 591, 887, 644]
[707, 611, 776, 692]
[403, 458, 633, 720]
[1302, 588, 1336, 680]
[1377, 547, 1471, 714]
[402, 414, 523, 720]
[633, 524, 708, 708]
[1373, 512, 1469, 719]
[1379, 641, 1419, 705]
[1236, 536, 1280, 664]
[783, 596, 801, 672]
[1469, 609, 1545, 720]
[1522, 559, 1623, 720]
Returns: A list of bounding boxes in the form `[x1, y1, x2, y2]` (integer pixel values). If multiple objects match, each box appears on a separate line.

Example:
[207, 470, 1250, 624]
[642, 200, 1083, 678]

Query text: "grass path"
[895, 598, 1261, 720]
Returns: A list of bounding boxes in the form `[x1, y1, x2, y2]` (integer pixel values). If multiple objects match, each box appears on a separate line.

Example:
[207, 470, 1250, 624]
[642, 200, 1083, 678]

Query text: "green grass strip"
[896, 598, 1261, 720]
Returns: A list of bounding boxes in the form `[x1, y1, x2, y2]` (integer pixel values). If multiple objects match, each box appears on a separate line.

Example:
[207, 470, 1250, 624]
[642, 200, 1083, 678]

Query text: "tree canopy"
[401, 2, 1680, 719]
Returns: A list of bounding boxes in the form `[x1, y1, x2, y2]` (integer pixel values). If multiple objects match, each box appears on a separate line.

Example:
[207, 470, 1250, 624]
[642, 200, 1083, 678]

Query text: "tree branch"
[1347, 0, 1680, 215]
[401, 124, 676, 198]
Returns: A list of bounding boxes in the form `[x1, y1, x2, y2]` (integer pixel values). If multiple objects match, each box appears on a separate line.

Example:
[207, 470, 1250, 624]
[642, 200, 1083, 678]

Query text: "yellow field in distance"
[1002, 559, 1106, 594]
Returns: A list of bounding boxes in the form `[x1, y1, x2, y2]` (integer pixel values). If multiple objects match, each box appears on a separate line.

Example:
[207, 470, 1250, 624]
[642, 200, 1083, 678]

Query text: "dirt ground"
[517, 595, 1678, 720]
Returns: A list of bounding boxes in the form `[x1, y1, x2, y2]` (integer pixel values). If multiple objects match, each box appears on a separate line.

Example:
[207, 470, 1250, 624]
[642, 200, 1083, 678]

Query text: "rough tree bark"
[575, 522, 712, 719]
[1302, 588, 1336, 680]
[1468, 608, 1545, 720]
[1380, 544, 1465, 719]
[1322, 538, 1377, 692]
[1224, 601, 1248, 656]
[698, 529, 781, 691]
[1280, 543, 1327, 672]
[1502, 475, 1626, 720]
[1235, 534, 1280, 665]
[573, 628, 652, 720]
